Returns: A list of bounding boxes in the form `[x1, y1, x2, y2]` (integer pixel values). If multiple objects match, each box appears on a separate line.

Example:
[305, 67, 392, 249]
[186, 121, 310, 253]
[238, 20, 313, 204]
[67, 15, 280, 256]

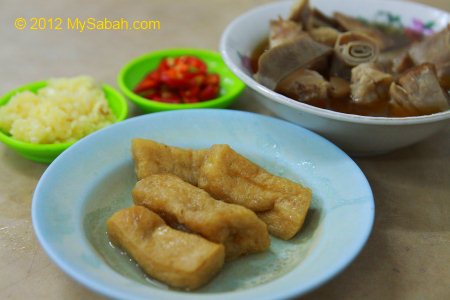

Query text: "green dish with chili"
[117, 48, 246, 113]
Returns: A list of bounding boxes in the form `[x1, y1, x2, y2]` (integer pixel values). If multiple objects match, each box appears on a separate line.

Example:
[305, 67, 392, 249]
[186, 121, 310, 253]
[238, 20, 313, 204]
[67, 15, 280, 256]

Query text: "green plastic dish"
[0, 80, 128, 164]
[117, 48, 246, 113]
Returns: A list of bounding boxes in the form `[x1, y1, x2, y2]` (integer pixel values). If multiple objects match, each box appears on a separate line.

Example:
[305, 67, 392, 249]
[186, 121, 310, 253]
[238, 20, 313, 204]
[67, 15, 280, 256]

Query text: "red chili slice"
[205, 74, 220, 85]
[199, 85, 219, 101]
[134, 71, 160, 93]
[134, 55, 220, 104]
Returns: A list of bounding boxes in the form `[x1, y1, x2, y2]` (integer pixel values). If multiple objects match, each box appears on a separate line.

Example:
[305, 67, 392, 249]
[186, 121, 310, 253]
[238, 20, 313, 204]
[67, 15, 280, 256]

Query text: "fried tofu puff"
[107, 206, 225, 290]
[257, 189, 312, 240]
[132, 139, 312, 240]
[131, 138, 207, 185]
[199, 145, 312, 240]
[198, 144, 287, 212]
[132, 174, 270, 260]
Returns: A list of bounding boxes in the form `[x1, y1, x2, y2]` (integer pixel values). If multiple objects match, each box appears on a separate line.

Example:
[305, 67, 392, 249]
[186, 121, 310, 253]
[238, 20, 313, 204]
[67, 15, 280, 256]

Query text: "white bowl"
[220, 0, 450, 156]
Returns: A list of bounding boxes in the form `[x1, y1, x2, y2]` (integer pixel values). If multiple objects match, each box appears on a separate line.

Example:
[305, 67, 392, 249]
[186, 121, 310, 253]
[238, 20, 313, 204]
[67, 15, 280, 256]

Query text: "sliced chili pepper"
[180, 85, 200, 103]
[134, 71, 160, 93]
[134, 55, 220, 104]
[199, 85, 219, 101]
[205, 74, 220, 85]
[147, 94, 162, 101]
[159, 89, 181, 103]
[181, 56, 207, 74]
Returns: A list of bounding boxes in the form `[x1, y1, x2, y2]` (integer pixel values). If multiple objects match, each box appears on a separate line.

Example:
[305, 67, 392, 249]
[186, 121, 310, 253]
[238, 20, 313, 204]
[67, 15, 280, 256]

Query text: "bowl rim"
[0, 80, 128, 150]
[117, 48, 246, 110]
[219, 0, 450, 126]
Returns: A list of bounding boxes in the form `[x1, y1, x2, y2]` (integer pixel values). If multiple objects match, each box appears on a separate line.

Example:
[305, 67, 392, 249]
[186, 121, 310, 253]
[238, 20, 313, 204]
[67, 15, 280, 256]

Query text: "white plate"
[32, 109, 374, 300]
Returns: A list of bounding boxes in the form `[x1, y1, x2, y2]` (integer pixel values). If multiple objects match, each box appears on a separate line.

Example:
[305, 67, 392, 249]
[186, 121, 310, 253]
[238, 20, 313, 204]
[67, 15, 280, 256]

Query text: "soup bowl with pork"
[220, 0, 450, 156]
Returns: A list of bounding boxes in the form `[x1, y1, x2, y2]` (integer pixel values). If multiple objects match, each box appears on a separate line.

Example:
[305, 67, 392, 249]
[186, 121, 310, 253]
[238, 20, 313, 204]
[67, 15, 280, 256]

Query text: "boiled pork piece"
[389, 63, 450, 117]
[374, 47, 413, 74]
[333, 12, 393, 50]
[275, 68, 330, 104]
[350, 63, 393, 106]
[390, 51, 415, 74]
[289, 0, 338, 30]
[289, 0, 311, 28]
[329, 76, 351, 99]
[255, 34, 332, 90]
[330, 31, 379, 80]
[409, 25, 450, 89]
[309, 26, 340, 47]
[269, 18, 303, 48]
[308, 8, 339, 29]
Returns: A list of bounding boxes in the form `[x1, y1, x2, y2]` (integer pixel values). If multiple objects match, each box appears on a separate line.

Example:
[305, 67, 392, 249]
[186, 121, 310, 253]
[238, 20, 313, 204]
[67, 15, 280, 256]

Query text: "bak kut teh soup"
[252, 0, 450, 117]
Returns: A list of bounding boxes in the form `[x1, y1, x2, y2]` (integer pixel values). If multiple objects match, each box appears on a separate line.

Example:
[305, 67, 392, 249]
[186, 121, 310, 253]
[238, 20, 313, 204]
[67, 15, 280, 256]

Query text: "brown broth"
[250, 38, 269, 74]
[249, 26, 439, 117]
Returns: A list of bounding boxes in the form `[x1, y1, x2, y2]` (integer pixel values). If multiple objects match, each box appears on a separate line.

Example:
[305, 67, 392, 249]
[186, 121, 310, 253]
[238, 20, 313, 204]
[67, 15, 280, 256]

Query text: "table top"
[1, 0, 449, 299]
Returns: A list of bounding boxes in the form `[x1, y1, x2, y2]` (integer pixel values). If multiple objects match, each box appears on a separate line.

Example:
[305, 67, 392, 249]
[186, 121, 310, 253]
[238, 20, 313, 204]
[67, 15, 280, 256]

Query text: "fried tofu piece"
[257, 187, 312, 240]
[132, 174, 270, 260]
[199, 144, 312, 239]
[198, 144, 278, 212]
[131, 138, 207, 184]
[107, 206, 225, 290]
[131, 139, 312, 240]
